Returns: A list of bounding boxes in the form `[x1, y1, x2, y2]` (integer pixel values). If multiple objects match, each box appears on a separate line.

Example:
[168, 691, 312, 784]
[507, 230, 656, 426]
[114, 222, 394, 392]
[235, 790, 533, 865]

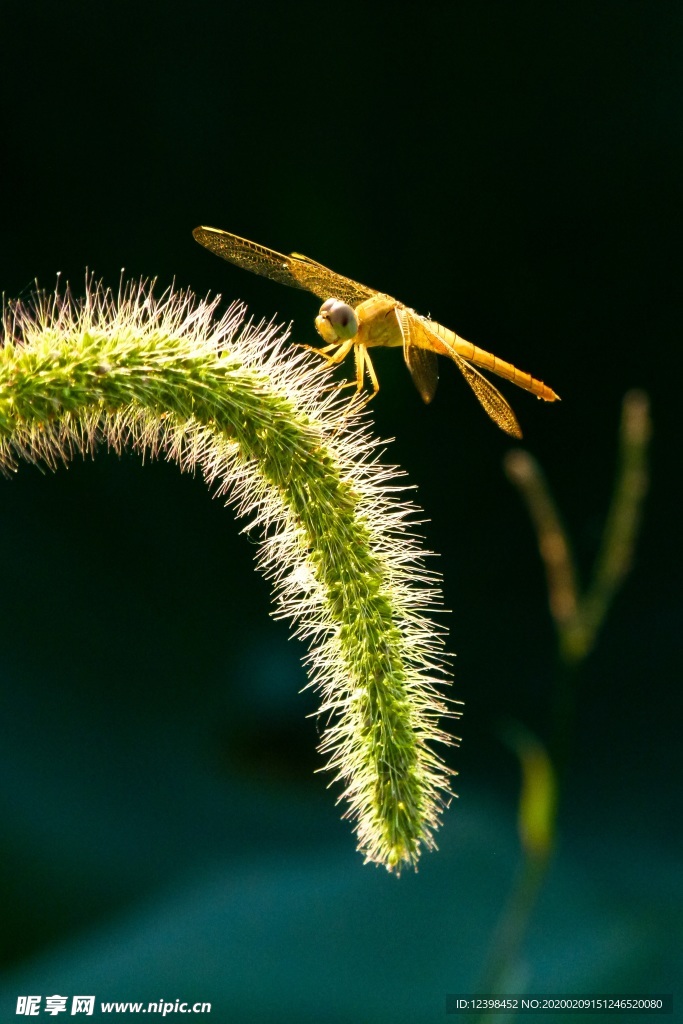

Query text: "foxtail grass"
[0, 276, 459, 872]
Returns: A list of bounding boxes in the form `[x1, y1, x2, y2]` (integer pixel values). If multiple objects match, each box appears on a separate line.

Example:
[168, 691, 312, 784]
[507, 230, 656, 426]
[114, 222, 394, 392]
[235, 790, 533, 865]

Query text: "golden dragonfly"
[193, 226, 559, 438]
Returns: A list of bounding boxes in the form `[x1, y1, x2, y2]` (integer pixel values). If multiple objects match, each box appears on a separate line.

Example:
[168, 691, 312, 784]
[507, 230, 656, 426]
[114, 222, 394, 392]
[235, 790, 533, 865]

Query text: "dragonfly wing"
[413, 315, 523, 436]
[193, 227, 377, 307]
[285, 253, 378, 306]
[451, 351, 523, 438]
[193, 227, 310, 292]
[397, 307, 439, 403]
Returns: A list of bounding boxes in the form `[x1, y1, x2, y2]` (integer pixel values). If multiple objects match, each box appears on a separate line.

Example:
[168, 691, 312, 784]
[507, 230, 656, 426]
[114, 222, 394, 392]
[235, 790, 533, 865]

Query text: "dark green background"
[1, 3, 680, 1020]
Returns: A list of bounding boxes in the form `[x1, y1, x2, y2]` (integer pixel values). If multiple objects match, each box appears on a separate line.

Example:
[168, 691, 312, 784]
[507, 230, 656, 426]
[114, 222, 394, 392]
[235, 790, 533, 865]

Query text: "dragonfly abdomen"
[429, 323, 559, 403]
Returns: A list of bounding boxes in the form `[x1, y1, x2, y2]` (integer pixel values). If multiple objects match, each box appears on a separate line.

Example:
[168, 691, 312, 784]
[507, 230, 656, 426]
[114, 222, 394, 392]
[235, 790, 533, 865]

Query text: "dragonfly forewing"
[285, 254, 377, 307]
[397, 308, 439, 403]
[193, 227, 375, 308]
[192, 227, 309, 292]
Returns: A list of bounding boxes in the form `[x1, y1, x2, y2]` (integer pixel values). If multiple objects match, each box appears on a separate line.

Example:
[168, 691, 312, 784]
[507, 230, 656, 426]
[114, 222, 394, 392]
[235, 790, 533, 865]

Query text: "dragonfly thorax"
[355, 294, 404, 350]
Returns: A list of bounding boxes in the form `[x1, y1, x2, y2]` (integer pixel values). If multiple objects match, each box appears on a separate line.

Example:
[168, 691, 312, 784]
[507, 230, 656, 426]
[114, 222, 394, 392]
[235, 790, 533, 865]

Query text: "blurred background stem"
[474, 390, 651, 1009]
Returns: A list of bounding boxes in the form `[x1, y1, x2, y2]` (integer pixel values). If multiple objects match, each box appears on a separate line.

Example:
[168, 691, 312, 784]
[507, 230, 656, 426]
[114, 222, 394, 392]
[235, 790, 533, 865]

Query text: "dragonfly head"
[315, 298, 359, 344]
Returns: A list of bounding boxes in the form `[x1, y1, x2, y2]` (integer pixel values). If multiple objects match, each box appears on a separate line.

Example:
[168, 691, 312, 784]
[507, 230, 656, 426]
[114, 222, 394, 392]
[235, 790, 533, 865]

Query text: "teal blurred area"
[0, 799, 679, 1022]
[0, 435, 678, 1019]
[1, 0, 681, 1018]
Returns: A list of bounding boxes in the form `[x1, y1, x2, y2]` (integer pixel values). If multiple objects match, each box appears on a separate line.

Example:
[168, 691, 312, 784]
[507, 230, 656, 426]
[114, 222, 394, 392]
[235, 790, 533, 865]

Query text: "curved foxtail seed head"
[0, 276, 460, 872]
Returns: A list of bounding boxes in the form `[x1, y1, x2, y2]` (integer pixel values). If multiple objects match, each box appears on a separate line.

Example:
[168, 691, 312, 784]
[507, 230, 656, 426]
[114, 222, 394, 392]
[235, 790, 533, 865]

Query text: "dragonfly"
[193, 226, 559, 438]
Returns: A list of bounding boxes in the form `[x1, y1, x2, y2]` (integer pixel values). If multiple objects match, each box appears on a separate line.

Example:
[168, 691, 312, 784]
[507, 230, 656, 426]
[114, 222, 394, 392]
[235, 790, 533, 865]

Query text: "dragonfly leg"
[362, 347, 380, 395]
[299, 339, 354, 366]
[298, 340, 375, 405]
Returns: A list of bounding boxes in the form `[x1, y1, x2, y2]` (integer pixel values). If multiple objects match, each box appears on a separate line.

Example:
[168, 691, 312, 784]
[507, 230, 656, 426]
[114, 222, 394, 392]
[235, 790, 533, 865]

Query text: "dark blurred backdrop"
[1, 3, 680, 1020]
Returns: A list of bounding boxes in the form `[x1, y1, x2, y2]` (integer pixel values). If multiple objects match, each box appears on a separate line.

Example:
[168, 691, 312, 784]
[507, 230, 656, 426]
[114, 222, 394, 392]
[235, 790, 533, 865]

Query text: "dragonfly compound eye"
[319, 299, 358, 341]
